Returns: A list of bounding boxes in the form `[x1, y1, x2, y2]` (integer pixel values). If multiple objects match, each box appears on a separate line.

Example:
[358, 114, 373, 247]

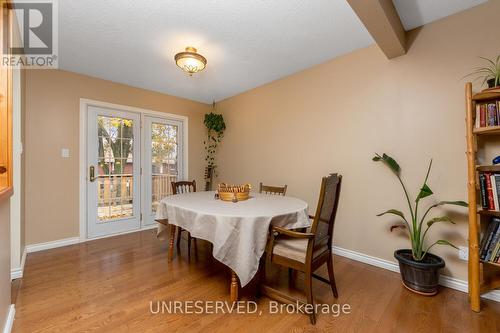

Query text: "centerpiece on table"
[217, 183, 252, 202]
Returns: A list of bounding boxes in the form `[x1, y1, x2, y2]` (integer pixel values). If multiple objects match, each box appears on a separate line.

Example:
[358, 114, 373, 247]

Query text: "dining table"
[155, 190, 310, 302]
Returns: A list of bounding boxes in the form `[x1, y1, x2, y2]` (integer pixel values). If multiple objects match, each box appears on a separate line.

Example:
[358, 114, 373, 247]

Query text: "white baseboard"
[26, 225, 159, 253]
[333, 246, 400, 273]
[332, 246, 500, 303]
[10, 248, 26, 280]
[2, 305, 15, 333]
[26, 237, 80, 253]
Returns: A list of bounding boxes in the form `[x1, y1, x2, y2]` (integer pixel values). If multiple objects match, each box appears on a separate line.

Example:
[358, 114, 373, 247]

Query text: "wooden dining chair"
[262, 174, 342, 324]
[171, 180, 197, 258]
[259, 182, 287, 196]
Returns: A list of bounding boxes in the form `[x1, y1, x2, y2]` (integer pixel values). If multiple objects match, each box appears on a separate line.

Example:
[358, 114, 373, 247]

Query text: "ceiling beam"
[347, 0, 406, 59]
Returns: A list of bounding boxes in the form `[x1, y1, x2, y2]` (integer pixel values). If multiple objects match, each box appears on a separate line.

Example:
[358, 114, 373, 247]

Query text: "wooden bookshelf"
[482, 260, 500, 268]
[476, 165, 500, 172]
[473, 125, 500, 135]
[465, 83, 500, 312]
[477, 209, 500, 218]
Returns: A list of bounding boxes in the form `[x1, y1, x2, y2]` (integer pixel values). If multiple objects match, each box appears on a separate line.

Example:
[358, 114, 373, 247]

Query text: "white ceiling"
[58, 0, 487, 103]
[393, 0, 487, 31]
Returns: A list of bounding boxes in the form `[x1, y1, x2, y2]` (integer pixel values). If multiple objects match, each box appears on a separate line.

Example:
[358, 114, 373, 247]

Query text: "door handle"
[0, 166, 6, 174]
[89, 165, 97, 182]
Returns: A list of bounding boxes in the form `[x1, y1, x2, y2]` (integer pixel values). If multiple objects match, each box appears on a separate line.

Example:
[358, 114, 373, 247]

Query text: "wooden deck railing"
[152, 174, 178, 211]
[97, 173, 178, 213]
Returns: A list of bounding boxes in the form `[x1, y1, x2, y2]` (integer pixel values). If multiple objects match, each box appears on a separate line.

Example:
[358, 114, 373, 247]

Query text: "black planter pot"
[394, 249, 445, 296]
[487, 78, 499, 88]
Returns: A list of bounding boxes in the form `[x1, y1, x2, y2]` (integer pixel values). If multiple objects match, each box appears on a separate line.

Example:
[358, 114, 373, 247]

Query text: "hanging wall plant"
[204, 102, 226, 190]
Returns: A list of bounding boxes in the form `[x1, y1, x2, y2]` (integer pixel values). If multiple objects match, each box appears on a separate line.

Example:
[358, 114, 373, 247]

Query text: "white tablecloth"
[156, 191, 310, 286]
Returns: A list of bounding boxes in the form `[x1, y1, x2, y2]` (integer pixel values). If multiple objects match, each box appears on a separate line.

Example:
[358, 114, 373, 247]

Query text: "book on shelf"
[485, 222, 500, 262]
[479, 173, 488, 209]
[491, 242, 500, 262]
[495, 174, 500, 201]
[494, 241, 500, 262]
[492, 174, 500, 211]
[478, 172, 500, 211]
[488, 103, 498, 126]
[475, 101, 500, 129]
[480, 218, 500, 262]
[485, 173, 495, 210]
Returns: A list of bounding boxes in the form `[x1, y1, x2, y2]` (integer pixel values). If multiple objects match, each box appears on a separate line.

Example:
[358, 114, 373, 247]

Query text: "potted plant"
[373, 153, 468, 295]
[465, 55, 500, 89]
[203, 102, 226, 191]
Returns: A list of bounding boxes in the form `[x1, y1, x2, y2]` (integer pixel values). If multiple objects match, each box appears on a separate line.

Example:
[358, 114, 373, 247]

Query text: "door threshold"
[84, 224, 158, 242]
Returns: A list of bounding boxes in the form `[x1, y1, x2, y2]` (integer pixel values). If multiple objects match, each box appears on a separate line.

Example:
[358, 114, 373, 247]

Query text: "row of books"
[479, 173, 500, 210]
[475, 101, 500, 128]
[480, 218, 500, 263]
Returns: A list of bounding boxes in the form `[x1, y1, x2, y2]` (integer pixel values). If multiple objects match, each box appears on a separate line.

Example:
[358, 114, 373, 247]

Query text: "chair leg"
[176, 227, 181, 250]
[257, 257, 266, 298]
[187, 233, 192, 260]
[168, 224, 175, 263]
[193, 238, 198, 260]
[288, 268, 294, 287]
[327, 253, 339, 298]
[305, 271, 316, 325]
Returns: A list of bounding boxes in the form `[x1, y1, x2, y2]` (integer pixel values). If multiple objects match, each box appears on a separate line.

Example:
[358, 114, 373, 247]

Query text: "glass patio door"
[142, 116, 184, 226]
[87, 106, 141, 238]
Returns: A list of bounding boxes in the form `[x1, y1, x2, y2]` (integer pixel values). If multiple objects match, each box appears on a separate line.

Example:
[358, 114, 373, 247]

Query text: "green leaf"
[436, 200, 468, 207]
[416, 183, 433, 201]
[377, 209, 406, 219]
[426, 216, 455, 227]
[372, 153, 400, 174]
[479, 56, 497, 68]
[435, 239, 459, 250]
[382, 154, 400, 173]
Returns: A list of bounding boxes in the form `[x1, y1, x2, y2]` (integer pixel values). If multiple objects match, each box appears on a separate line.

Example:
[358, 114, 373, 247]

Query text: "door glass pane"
[151, 122, 178, 213]
[97, 116, 134, 222]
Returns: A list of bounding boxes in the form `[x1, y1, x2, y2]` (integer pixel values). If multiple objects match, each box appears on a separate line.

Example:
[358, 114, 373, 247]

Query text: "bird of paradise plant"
[373, 153, 468, 261]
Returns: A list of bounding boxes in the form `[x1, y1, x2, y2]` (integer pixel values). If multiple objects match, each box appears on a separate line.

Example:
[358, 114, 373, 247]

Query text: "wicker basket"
[218, 183, 251, 202]
[218, 191, 250, 202]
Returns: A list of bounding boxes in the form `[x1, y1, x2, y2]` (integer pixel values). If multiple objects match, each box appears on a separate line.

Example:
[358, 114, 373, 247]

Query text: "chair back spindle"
[259, 182, 287, 196]
[172, 180, 197, 195]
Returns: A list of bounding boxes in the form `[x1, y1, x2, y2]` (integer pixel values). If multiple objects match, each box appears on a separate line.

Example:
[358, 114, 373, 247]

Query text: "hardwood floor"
[12, 230, 500, 333]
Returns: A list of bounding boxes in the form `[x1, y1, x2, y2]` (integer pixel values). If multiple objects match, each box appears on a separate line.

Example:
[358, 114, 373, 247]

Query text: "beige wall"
[217, 1, 500, 281]
[25, 70, 210, 245]
[0, 198, 11, 331]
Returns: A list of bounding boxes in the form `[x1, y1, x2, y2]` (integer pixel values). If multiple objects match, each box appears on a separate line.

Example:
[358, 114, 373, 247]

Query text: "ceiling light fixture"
[174, 46, 207, 76]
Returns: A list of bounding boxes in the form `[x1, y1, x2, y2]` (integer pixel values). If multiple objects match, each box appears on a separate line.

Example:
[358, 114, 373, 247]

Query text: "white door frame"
[10, 68, 24, 279]
[79, 98, 188, 241]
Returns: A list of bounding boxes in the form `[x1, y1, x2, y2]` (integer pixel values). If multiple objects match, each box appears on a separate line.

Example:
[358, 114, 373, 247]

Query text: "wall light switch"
[61, 148, 70, 158]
